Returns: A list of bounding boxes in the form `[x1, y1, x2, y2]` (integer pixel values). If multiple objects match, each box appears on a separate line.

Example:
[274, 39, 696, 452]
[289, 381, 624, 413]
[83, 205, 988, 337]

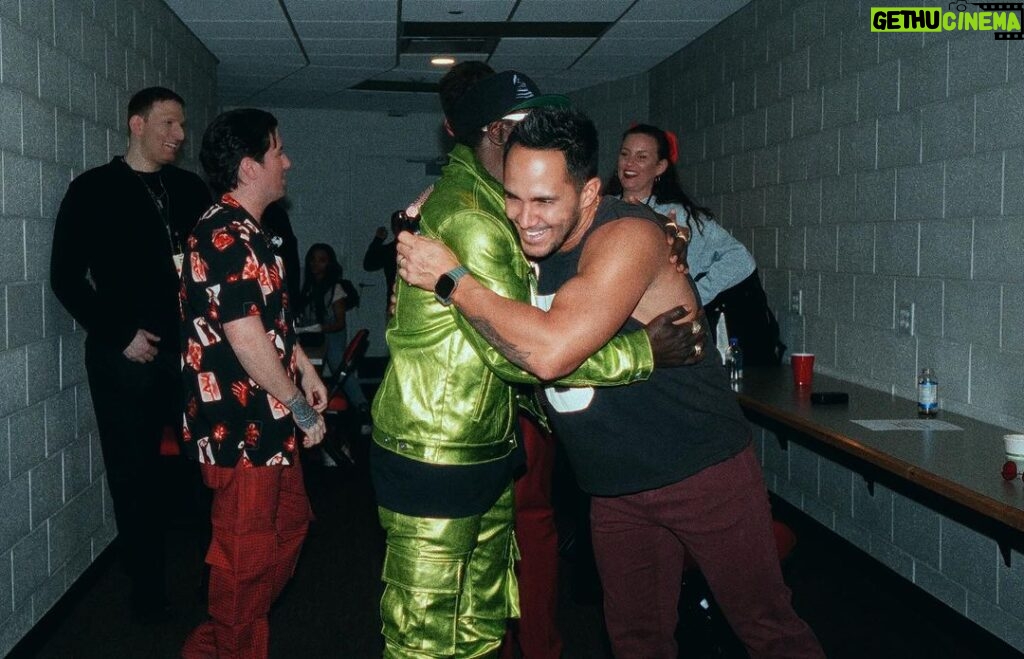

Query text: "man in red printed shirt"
[180, 108, 327, 658]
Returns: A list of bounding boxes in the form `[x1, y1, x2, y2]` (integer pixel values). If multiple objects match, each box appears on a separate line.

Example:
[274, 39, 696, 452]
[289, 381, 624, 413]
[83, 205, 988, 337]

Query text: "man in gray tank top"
[396, 106, 824, 659]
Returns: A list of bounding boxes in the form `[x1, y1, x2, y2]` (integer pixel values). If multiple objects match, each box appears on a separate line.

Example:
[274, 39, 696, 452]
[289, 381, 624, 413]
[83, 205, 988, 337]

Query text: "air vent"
[401, 22, 610, 39]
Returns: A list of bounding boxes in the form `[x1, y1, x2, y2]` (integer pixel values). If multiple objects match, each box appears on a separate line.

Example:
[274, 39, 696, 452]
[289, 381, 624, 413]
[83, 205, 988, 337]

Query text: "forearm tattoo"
[465, 312, 532, 370]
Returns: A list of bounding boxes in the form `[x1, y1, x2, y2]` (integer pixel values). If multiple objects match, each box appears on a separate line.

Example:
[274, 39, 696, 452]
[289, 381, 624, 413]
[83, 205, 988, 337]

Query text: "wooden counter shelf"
[735, 367, 1024, 560]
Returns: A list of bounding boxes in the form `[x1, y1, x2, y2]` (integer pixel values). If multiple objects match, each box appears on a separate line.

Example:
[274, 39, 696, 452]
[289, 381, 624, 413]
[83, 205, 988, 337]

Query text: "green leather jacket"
[371, 144, 654, 466]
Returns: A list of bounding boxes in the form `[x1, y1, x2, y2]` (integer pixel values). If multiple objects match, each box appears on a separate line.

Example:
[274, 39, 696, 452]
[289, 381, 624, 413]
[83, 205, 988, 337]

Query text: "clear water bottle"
[917, 368, 938, 417]
[727, 337, 743, 383]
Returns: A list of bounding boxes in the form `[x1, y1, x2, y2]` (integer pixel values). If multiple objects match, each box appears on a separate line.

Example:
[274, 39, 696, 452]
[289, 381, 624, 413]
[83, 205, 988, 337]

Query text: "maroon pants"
[182, 461, 312, 659]
[501, 415, 562, 659]
[591, 445, 823, 659]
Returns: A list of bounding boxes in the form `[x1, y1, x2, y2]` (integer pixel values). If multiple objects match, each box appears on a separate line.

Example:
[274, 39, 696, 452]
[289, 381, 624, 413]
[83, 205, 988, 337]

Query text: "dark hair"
[126, 86, 184, 124]
[439, 62, 495, 117]
[299, 243, 342, 324]
[439, 62, 496, 148]
[200, 108, 278, 196]
[505, 106, 598, 191]
[603, 123, 713, 233]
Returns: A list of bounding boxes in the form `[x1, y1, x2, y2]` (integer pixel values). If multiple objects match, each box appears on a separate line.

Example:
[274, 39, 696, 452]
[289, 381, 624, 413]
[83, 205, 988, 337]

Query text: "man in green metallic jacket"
[370, 69, 700, 658]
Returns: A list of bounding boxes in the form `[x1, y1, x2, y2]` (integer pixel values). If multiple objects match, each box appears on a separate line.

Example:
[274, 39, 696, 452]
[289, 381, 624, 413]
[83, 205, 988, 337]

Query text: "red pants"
[502, 415, 562, 659]
[182, 461, 312, 659]
[591, 445, 823, 659]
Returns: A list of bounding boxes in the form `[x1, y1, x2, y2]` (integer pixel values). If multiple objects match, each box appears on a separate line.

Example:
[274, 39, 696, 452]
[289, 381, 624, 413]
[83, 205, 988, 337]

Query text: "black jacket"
[50, 157, 211, 353]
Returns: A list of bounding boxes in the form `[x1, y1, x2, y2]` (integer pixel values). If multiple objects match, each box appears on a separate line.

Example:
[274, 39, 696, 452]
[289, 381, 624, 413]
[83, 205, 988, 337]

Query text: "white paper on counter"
[851, 419, 962, 432]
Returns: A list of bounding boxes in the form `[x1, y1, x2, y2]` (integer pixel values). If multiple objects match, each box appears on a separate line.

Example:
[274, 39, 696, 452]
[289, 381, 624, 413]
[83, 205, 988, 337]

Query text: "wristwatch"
[434, 265, 469, 306]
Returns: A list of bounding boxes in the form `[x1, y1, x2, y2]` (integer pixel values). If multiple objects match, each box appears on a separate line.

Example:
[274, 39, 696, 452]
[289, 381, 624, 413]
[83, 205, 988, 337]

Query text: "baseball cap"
[446, 70, 570, 136]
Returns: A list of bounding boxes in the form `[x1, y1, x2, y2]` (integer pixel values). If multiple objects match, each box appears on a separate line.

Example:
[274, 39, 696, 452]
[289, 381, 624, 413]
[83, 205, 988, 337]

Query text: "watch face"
[435, 274, 456, 300]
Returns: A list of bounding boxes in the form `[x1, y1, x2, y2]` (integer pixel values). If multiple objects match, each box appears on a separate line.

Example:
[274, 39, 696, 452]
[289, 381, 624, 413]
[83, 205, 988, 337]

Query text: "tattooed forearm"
[465, 312, 533, 371]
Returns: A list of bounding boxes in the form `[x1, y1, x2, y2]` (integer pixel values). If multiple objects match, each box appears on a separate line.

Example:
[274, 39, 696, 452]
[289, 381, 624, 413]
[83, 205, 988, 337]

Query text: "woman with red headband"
[605, 123, 755, 306]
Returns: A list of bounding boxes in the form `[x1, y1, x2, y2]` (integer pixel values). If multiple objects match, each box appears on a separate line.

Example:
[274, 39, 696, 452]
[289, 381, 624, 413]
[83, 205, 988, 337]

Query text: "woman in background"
[606, 123, 785, 367]
[605, 123, 756, 307]
[297, 243, 368, 415]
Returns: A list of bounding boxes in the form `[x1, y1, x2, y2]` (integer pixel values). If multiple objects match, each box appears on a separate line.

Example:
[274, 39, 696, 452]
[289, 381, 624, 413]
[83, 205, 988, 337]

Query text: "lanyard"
[124, 158, 176, 251]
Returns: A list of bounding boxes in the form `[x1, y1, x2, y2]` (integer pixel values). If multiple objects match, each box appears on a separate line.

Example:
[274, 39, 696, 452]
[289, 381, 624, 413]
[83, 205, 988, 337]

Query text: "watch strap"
[435, 265, 469, 306]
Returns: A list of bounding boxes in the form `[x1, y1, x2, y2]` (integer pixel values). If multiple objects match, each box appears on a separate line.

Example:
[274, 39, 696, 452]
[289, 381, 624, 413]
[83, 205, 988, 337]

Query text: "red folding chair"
[321, 329, 369, 466]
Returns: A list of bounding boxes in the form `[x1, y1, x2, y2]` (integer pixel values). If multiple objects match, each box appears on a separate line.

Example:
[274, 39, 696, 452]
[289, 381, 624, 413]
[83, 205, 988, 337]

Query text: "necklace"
[220, 193, 281, 250]
[123, 157, 176, 250]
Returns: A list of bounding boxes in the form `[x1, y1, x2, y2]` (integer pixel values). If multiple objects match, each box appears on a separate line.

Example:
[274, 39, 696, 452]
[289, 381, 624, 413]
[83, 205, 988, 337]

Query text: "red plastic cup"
[791, 353, 815, 388]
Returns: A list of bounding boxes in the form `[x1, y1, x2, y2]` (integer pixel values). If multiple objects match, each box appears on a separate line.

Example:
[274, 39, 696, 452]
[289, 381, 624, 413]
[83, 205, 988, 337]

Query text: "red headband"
[664, 130, 679, 164]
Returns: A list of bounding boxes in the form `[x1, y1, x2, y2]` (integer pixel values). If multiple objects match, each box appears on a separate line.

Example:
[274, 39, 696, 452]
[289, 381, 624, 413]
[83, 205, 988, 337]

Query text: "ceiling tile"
[218, 61, 305, 78]
[188, 20, 295, 40]
[309, 54, 396, 69]
[284, 1, 398, 22]
[203, 37, 304, 56]
[622, 0, 750, 22]
[304, 38, 396, 56]
[294, 21, 396, 39]
[510, 0, 633, 22]
[163, 0, 752, 111]
[163, 0, 285, 21]
[401, 0, 515, 22]
[490, 36, 592, 56]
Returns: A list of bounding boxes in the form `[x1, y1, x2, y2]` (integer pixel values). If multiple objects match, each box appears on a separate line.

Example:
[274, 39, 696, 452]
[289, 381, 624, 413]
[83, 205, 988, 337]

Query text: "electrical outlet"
[897, 302, 914, 336]
[790, 290, 803, 315]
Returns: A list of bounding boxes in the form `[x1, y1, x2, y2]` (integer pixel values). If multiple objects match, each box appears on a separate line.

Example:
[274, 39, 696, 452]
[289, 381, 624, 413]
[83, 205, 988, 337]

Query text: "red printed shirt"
[180, 197, 298, 468]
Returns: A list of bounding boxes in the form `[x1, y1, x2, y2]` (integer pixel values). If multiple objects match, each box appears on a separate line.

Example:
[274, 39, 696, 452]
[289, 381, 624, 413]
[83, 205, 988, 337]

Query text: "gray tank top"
[536, 196, 750, 496]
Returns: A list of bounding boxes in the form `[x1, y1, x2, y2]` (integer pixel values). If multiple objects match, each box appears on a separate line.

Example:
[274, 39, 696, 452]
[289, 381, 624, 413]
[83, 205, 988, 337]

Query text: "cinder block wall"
[258, 107, 447, 358]
[648, 0, 1024, 430]
[0, 1, 216, 654]
[568, 0, 1024, 648]
[568, 72, 649, 182]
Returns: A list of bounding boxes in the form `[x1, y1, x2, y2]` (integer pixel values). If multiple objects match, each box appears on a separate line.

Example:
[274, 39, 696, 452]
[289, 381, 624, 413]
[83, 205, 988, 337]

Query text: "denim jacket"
[371, 144, 653, 466]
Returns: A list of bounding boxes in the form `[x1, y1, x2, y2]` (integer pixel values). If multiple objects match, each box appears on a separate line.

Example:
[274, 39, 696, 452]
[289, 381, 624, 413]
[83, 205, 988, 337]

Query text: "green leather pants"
[378, 484, 519, 658]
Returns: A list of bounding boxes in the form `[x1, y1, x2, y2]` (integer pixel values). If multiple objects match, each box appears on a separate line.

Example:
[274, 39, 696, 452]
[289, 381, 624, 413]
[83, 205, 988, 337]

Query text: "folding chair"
[321, 329, 369, 466]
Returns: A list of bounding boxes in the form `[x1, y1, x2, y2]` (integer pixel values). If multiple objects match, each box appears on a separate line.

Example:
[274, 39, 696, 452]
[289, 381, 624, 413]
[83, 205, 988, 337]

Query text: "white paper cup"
[1005, 433, 1024, 457]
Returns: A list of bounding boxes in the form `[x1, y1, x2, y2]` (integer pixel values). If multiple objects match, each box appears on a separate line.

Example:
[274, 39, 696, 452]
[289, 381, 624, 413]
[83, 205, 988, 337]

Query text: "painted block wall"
[754, 426, 1024, 649]
[647, 0, 1024, 431]
[569, 72, 650, 181]
[601, 0, 1024, 648]
[261, 107, 447, 356]
[0, 0, 216, 654]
